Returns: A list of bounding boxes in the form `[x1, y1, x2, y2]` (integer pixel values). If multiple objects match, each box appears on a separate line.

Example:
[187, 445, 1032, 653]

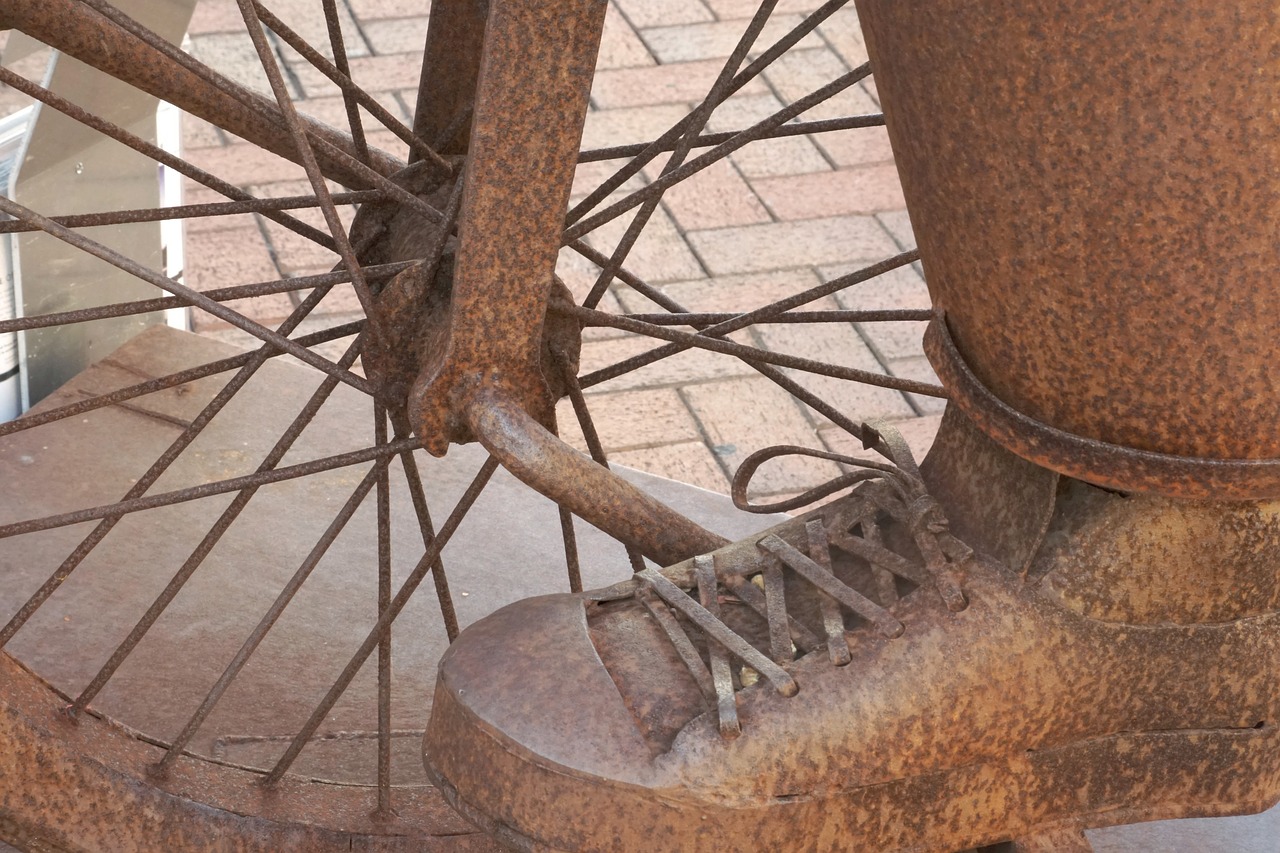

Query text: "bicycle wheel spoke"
[580, 0, 780, 310]
[577, 114, 885, 164]
[0, 264, 404, 336]
[565, 0, 852, 226]
[566, 63, 872, 243]
[234, 0, 379, 326]
[70, 336, 366, 713]
[155, 459, 387, 774]
[0, 321, 362, 439]
[571, 306, 943, 397]
[389, 412, 459, 642]
[558, 508, 583, 594]
[576, 251, 921, 386]
[555, 351, 647, 573]
[374, 404, 393, 814]
[0, 65, 337, 250]
[263, 455, 500, 786]
[321, 0, 370, 165]
[0, 195, 378, 399]
[0, 281, 335, 647]
[0, 437, 419, 541]
[252, 0, 447, 170]
[611, 310, 932, 326]
[0, 191, 382, 237]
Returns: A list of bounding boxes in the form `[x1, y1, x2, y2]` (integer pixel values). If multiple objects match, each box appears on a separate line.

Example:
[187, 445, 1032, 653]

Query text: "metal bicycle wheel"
[0, 0, 943, 848]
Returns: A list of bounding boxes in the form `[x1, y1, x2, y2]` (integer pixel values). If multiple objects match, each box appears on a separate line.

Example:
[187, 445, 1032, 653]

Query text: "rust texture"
[408, 0, 607, 455]
[857, 0, 1280, 497]
[925, 317, 1280, 500]
[5, 0, 395, 187]
[395, 0, 725, 564]
[412, 0, 489, 154]
[0, 653, 490, 851]
[426, 411, 1280, 852]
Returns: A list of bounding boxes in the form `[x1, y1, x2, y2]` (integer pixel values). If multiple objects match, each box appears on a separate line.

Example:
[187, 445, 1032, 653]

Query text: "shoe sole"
[424, 692, 1280, 853]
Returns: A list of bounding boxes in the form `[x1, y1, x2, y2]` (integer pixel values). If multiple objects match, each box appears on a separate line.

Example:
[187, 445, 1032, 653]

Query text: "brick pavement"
[177, 0, 943, 506]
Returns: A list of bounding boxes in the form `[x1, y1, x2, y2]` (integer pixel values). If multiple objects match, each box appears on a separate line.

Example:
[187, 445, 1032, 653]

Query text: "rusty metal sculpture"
[424, 1, 1280, 850]
[0, 0, 1276, 849]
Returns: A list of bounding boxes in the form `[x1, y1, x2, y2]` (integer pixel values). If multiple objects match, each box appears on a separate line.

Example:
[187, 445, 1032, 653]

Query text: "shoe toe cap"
[426, 592, 659, 789]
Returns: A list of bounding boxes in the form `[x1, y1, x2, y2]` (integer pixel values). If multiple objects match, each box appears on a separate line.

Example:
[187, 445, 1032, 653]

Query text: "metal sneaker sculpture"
[423, 2, 1280, 850]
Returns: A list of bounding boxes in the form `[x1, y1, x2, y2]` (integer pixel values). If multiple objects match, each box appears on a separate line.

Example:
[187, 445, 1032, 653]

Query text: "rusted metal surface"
[927, 316, 1280, 500]
[426, 412, 1280, 852]
[413, 0, 489, 155]
[469, 388, 727, 566]
[409, 0, 607, 455]
[0, 654, 487, 851]
[6, 0, 398, 188]
[0, 62, 339, 256]
[858, 0, 1280, 497]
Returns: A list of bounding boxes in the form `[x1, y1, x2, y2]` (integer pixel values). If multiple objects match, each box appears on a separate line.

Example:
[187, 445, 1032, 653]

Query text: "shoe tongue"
[588, 598, 712, 756]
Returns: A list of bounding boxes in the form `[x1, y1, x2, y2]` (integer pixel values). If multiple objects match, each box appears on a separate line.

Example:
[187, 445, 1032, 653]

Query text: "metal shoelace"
[635, 424, 973, 738]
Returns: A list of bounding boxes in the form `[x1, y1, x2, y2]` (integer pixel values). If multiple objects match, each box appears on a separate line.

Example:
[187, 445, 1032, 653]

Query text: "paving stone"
[186, 141, 309, 189]
[814, 124, 896, 170]
[656, 159, 772, 231]
[639, 16, 824, 64]
[762, 47, 880, 123]
[682, 377, 841, 497]
[888, 355, 948, 415]
[707, 94, 832, 178]
[820, 262, 930, 362]
[817, 413, 943, 467]
[620, 267, 825, 315]
[577, 331, 756, 393]
[752, 162, 905, 219]
[187, 0, 251, 36]
[571, 159, 648, 202]
[591, 59, 766, 110]
[361, 16, 431, 56]
[581, 103, 691, 151]
[291, 53, 425, 96]
[598, 4, 656, 70]
[876, 209, 917, 251]
[187, 32, 299, 98]
[615, 0, 715, 29]
[258, 0, 370, 61]
[569, 388, 704, 452]
[609, 441, 729, 495]
[181, 115, 227, 151]
[259, 215, 341, 277]
[816, 8, 869, 69]
[186, 223, 280, 298]
[686, 214, 899, 275]
[860, 76, 881, 107]
[345, 0, 433, 20]
[704, 0, 830, 18]
[582, 194, 705, 284]
[755, 313, 916, 425]
[293, 93, 412, 132]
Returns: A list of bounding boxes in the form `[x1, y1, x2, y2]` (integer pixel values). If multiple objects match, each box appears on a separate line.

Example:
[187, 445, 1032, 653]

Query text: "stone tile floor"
[3, 0, 943, 507]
